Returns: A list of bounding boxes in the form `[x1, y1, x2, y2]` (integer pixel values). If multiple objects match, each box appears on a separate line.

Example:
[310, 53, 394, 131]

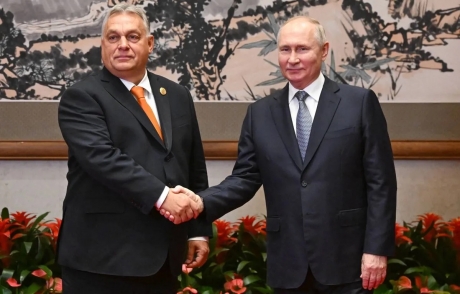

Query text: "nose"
[118, 36, 129, 49]
[288, 52, 299, 64]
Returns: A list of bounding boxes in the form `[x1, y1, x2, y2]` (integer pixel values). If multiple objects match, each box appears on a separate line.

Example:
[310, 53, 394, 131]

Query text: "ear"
[148, 35, 154, 53]
[321, 42, 329, 61]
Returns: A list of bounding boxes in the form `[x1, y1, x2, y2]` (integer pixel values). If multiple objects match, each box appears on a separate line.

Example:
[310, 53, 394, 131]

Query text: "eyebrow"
[105, 29, 141, 35]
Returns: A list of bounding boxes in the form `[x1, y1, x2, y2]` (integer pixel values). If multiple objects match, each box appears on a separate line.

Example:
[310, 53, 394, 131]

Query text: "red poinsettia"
[224, 278, 246, 294]
[417, 213, 451, 242]
[395, 223, 412, 245]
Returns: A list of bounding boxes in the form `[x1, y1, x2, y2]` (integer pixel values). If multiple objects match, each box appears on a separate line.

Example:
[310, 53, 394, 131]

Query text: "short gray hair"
[101, 3, 150, 36]
[277, 16, 327, 47]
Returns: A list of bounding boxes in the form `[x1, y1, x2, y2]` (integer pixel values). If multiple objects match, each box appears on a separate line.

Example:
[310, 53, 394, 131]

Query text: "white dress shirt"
[288, 73, 325, 134]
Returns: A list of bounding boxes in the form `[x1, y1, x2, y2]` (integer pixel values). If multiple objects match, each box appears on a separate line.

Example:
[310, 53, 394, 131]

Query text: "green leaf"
[388, 258, 407, 266]
[0, 268, 14, 280]
[0, 285, 13, 294]
[24, 283, 43, 294]
[19, 269, 31, 283]
[243, 275, 261, 286]
[23, 241, 33, 254]
[27, 212, 49, 234]
[251, 286, 274, 294]
[237, 261, 250, 273]
[1, 207, 9, 219]
[374, 284, 393, 294]
[427, 275, 439, 290]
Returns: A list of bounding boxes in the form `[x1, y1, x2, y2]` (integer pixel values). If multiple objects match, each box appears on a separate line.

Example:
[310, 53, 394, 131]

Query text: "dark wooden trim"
[0, 140, 459, 160]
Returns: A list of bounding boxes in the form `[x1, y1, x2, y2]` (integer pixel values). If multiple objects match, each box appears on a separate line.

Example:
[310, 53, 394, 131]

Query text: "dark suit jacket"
[57, 67, 211, 277]
[200, 78, 397, 288]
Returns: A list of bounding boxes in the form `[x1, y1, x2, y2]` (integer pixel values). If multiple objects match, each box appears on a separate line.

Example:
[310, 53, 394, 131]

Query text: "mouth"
[115, 56, 133, 60]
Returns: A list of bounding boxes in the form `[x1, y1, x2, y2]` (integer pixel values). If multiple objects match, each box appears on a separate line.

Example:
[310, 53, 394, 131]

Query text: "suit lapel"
[270, 84, 303, 171]
[148, 72, 172, 152]
[303, 78, 341, 169]
[100, 67, 165, 148]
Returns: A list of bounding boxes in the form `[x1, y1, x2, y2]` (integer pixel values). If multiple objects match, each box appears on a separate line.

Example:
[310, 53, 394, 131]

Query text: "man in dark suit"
[57, 4, 210, 293]
[169, 16, 397, 293]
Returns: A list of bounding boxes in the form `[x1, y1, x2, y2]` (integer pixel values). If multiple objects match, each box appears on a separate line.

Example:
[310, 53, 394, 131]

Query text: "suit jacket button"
[301, 181, 308, 187]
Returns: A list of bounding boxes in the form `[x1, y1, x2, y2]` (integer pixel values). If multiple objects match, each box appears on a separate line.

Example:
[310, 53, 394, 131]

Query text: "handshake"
[158, 185, 203, 224]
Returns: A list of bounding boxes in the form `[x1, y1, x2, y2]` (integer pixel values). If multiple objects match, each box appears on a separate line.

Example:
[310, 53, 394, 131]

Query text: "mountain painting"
[0, 0, 459, 102]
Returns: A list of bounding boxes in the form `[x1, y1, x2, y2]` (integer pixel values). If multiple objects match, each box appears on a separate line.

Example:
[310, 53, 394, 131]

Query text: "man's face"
[278, 19, 329, 89]
[101, 12, 153, 82]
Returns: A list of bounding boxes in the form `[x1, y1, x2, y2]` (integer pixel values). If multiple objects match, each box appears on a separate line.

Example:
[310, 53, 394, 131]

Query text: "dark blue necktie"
[295, 91, 313, 161]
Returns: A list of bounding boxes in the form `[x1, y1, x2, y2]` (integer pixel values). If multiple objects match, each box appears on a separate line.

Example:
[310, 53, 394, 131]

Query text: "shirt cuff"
[188, 237, 209, 242]
[155, 186, 169, 209]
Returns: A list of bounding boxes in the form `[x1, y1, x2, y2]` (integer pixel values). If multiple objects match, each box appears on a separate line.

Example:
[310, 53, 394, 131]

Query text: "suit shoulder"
[65, 72, 100, 92]
[337, 83, 373, 97]
[250, 87, 285, 108]
[150, 72, 185, 90]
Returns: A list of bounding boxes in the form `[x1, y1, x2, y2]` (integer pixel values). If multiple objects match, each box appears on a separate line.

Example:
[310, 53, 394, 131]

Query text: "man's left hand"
[361, 253, 387, 290]
[184, 240, 209, 269]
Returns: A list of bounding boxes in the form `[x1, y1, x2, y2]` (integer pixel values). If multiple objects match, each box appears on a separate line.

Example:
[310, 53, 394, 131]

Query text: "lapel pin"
[160, 87, 167, 95]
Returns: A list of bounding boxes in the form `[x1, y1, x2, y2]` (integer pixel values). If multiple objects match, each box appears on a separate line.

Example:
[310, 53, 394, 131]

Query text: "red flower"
[214, 219, 237, 248]
[395, 223, 412, 245]
[417, 213, 450, 242]
[450, 217, 460, 263]
[177, 286, 198, 294]
[6, 277, 21, 288]
[11, 211, 35, 228]
[0, 218, 13, 267]
[450, 284, 460, 293]
[235, 216, 265, 236]
[32, 269, 48, 279]
[46, 277, 62, 293]
[393, 276, 412, 290]
[43, 218, 62, 250]
[224, 278, 247, 294]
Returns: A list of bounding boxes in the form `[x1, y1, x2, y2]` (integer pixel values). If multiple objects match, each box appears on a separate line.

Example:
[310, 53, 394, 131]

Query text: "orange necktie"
[131, 86, 163, 141]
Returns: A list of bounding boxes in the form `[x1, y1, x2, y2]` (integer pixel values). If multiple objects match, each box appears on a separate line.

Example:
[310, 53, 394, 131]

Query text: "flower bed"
[1, 208, 459, 294]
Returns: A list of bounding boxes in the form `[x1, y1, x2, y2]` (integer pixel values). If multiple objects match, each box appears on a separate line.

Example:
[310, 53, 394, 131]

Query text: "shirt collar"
[119, 71, 153, 96]
[289, 73, 325, 103]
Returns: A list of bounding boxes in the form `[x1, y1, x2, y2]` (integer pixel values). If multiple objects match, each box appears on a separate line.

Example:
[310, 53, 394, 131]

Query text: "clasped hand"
[158, 185, 202, 224]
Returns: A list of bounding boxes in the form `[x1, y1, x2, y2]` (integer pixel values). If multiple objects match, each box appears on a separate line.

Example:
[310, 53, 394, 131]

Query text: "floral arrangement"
[0, 208, 62, 293]
[1, 207, 459, 294]
[177, 216, 270, 294]
[375, 213, 460, 294]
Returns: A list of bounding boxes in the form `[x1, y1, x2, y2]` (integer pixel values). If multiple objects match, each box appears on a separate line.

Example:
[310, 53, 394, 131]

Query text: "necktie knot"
[295, 90, 308, 102]
[131, 86, 145, 100]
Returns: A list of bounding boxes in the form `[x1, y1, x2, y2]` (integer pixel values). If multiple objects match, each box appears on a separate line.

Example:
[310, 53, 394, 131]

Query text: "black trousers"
[62, 261, 178, 294]
[274, 270, 372, 294]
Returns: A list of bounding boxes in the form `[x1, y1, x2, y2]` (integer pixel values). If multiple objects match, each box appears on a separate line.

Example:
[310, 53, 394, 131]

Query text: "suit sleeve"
[199, 104, 263, 223]
[183, 87, 212, 238]
[361, 90, 397, 256]
[58, 86, 165, 215]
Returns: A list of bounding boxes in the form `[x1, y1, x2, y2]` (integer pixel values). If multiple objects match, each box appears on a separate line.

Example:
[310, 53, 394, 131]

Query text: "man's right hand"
[160, 189, 201, 224]
[160, 186, 203, 224]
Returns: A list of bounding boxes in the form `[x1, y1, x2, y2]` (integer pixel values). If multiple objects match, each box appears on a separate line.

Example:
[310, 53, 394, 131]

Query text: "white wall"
[0, 160, 459, 224]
